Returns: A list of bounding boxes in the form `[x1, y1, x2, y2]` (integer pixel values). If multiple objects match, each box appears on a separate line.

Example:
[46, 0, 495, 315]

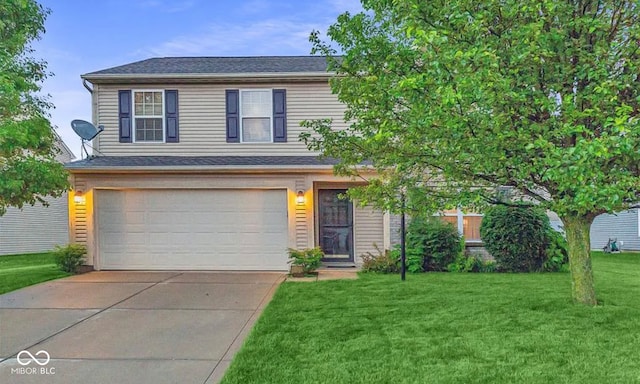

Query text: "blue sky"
[33, 0, 363, 157]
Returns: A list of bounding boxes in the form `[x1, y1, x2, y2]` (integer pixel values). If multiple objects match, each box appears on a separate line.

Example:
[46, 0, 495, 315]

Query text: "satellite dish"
[71, 119, 103, 141]
[70, 119, 104, 159]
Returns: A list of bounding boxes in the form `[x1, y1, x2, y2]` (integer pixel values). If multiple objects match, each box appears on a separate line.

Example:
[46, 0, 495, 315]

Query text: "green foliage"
[448, 253, 497, 273]
[480, 205, 549, 272]
[287, 247, 323, 273]
[361, 244, 399, 273]
[53, 244, 87, 274]
[544, 228, 570, 272]
[0, 0, 69, 216]
[406, 216, 463, 272]
[302, 0, 640, 303]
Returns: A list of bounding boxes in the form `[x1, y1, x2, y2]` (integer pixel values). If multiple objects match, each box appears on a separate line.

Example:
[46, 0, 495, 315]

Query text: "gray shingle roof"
[83, 56, 331, 77]
[66, 156, 343, 170]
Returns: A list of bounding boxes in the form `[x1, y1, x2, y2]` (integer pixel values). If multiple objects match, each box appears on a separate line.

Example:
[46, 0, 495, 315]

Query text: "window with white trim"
[133, 90, 164, 142]
[240, 89, 272, 142]
[440, 209, 483, 242]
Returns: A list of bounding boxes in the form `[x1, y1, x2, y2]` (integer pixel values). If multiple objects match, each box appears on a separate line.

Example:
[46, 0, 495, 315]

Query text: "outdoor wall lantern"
[296, 190, 305, 205]
[74, 190, 85, 204]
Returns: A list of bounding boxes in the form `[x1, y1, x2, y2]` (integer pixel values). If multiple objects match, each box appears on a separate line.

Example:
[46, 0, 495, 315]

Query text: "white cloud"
[143, 19, 324, 57]
[239, 0, 271, 15]
[136, 0, 195, 13]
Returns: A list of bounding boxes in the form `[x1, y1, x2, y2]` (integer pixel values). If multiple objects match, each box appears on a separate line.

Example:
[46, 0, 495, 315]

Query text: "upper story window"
[133, 91, 164, 142]
[226, 89, 287, 143]
[240, 90, 272, 143]
[118, 89, 179, 144]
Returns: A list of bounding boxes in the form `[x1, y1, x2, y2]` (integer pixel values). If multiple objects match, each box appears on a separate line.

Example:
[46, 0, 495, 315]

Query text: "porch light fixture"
[296, 190, 305, 205]
[74, 190, 85, 204]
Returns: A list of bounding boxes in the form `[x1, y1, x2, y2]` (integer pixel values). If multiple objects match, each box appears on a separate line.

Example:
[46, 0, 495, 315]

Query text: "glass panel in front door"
[318, 189, 353, 260]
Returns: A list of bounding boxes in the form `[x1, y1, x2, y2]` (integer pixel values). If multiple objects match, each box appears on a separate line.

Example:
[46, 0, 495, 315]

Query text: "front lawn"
[0, 252, 70, 294]
[222, 252, 640, 384]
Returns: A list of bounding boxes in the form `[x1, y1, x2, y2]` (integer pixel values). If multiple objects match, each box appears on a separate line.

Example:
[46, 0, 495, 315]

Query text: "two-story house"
[66, 56, 395, 271]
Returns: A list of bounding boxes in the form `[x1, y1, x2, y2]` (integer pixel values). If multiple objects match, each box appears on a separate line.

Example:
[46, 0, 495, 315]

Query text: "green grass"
[0, 252, 70, 294]
[222, 252, 640, 384]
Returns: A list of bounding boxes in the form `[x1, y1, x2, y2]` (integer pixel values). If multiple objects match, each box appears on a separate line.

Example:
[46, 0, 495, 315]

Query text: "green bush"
[543, 228, 569, 272]
[53, 244, 87, 273]
[287, 247, 323, 273]
[361, 244, 399, 273]
[480, 205, 550, 272]
[406, 216, 463, 272]
[448, 253, 497, 273]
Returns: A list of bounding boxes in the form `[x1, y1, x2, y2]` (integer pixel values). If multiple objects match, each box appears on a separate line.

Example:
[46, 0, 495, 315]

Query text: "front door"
[317, 189, 354, 262]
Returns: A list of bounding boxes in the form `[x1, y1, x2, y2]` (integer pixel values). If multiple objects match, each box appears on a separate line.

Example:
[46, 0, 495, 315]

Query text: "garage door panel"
[97, 189, 288, 270]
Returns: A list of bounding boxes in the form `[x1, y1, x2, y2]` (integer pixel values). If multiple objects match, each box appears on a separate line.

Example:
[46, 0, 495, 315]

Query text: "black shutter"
[226, 90, 240, 143]
[165, 90, 179, 142]
[273, 89, 287, 142]
[118, 90, 132, 143]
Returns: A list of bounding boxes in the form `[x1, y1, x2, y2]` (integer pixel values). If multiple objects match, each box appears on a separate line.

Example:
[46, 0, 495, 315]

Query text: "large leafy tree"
[0, 0, 68, 215]
[302, 0, 640, 305]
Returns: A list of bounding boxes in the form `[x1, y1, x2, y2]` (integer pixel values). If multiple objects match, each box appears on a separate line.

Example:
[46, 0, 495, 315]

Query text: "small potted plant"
[288, 247, 324, 277]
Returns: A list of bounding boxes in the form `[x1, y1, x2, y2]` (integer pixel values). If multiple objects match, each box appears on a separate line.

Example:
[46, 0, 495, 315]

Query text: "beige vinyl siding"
[93, 82, 346, 156]
[295, 178, 308, 249]
[354, 204, 385, 262]
[70, 176, 89, 247]
[0, 194, 69, 255]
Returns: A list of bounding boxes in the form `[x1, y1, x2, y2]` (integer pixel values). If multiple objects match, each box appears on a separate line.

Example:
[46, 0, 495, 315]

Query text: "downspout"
[82, 78, 93, 93]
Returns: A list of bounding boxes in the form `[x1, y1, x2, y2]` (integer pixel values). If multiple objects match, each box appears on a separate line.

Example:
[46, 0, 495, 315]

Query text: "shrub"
[480, 205, 550, 272]
[543, 228, 569, 272]
[361, 244, 399, 273]
[53, 244, 87, 273]
[447, 253, 497, 273]
[287, 247, 323, 273]
[406, 216, 463, 272]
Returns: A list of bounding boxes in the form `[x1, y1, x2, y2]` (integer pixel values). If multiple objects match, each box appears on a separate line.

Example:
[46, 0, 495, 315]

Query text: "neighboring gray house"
[0, 133, 75, 255]
[590, 209, 640, 251]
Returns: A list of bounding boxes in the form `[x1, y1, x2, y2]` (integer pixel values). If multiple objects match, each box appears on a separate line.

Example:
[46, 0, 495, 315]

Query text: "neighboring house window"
[118, 89, 179, 143]
[133, 91, 164, 142]
[440, 209, 483, 242]
[226, 89, 287, 143]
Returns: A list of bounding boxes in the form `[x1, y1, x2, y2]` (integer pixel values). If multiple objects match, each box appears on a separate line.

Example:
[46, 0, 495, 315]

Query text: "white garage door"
[96, 189, 289, 270]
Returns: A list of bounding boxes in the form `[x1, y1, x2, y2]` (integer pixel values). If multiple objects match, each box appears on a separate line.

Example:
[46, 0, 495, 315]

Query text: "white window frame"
[440, 209, 483, 243]
[239, 89, 273, 143]
[132, 89, 165, 143]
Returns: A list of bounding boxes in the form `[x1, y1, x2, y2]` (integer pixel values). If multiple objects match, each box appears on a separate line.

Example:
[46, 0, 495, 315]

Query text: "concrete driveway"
[0, 271, 284, 384]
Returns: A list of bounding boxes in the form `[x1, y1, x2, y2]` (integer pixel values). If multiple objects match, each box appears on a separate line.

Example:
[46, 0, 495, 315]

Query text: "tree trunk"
[562, 214, 597, 306]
